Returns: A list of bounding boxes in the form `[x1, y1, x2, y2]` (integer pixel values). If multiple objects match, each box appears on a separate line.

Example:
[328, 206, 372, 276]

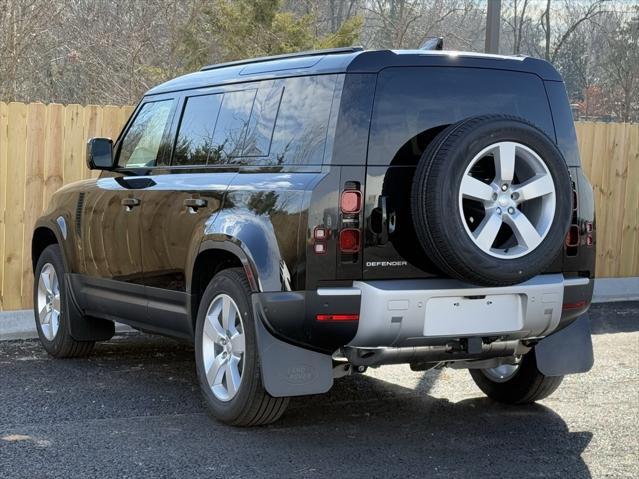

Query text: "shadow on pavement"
[1, 335, 593, 478]
[277, 372, 592, 478]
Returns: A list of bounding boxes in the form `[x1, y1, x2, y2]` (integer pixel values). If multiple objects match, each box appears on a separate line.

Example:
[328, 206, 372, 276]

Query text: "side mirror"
[86, 138, 115, 170]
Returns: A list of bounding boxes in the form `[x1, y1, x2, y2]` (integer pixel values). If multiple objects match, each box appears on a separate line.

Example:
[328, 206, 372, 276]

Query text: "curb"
[1, 278, 636, 341]
[592, 277, 639, 303]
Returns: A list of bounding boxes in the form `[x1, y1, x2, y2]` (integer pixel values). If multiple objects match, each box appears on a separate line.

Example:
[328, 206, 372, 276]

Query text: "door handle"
[184, 198, 208, 211]
[121, 197, 141, 211]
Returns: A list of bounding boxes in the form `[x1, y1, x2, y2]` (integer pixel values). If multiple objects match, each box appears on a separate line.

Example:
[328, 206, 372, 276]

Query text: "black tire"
[469, 349, 563, 404]
[194, 268, 289, 426]
[411, 115, 572, 286]
[33, 245, 95, 358]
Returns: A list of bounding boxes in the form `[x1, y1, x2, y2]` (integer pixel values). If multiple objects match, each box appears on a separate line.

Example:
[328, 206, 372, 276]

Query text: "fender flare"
[193, 238, 261, 292]
[32, 217, 70, 273]
[191, 208, 292, 294]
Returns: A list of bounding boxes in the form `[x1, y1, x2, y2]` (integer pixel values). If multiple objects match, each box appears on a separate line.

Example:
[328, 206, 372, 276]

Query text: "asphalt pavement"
[1, 302, 637, 478]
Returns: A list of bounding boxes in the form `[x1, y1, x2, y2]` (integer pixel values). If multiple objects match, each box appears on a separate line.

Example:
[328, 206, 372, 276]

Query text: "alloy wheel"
[458, 141, 557, 259]
[37, 263, 61, 341]
[481, 363, 521, 383]
[201, 294, 246, 402]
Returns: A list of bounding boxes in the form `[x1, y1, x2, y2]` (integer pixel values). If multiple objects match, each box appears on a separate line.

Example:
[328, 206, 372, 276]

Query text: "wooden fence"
[575, 122, 639, 279]
[0, 102, 134, 311]
[0, 101, 638, 311]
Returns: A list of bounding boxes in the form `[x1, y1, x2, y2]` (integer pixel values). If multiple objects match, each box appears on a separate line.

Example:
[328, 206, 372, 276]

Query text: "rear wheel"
[469, 349, 563, 404]
[33, 245, 95, 358]
[194, 268, 289, 426]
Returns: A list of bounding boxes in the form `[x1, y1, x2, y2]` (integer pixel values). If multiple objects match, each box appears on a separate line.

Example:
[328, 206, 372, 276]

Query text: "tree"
[179, 0, 362, 65]
[539, 0, 608, 63]
[601, 6, 639, 122]
[503, 0, 531, 54]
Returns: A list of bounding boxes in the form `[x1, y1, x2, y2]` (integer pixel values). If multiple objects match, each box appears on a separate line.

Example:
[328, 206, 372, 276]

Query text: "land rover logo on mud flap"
[283, 365, 316, 384]
[366, 261, 408, 267]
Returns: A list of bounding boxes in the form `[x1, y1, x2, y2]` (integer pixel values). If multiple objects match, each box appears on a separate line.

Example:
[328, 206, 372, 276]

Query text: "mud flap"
[65, 275, 115, 341]
[535, 314, 594, 376]
[253, 300, 333, 397]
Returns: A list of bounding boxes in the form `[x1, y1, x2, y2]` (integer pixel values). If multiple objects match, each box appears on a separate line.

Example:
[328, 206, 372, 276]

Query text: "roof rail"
[200, 46, 364, 72]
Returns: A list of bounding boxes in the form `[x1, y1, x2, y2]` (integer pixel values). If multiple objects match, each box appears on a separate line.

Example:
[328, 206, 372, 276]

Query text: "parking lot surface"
[1, 302, 637, 478]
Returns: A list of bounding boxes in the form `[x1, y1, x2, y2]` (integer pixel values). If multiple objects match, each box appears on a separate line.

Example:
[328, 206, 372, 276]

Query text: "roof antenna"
[419, 37, 444, 50]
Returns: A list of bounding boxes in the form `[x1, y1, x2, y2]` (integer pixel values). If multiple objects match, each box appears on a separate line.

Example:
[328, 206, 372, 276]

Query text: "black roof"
[146, 48, 562, 96]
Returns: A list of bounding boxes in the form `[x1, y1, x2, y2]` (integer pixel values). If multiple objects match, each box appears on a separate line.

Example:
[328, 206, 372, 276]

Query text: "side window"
[173, 94, 223, 166]
[242, 84, 283, 157]
[170, 76, 336, 167]
[172, 89, 256, 166]
[118, 100, 173, 168]
[211, 89, 256, 163]
[269, 75, 336, 166]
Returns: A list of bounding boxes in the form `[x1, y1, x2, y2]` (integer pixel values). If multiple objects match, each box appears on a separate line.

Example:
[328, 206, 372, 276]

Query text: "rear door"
[138, 88, 261, 336]
[363, 67, 556, 280]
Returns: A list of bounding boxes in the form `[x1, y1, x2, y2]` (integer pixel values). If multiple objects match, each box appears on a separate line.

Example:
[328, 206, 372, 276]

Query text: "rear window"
[368, 67, 555, 165]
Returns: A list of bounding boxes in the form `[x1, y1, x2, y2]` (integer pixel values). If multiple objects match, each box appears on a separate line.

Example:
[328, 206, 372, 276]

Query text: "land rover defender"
[32, 47, 595, 425]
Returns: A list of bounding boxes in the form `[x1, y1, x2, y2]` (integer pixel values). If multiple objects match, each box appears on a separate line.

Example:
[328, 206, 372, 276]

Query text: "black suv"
[32, 47, 596, 426]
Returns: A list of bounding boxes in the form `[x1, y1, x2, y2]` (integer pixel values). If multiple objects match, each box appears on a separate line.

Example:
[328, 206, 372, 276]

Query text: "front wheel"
[33, 245, 95, 358]
[194, 268, 289, 426]
[469, 349, 563, 404]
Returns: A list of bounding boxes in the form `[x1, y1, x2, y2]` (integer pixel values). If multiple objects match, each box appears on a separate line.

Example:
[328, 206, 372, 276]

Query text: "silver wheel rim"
[37, 263, 61, 341]
[482, 363, 520, 383]
[201, 294, 245, 402]
[458, 141, 556, 259]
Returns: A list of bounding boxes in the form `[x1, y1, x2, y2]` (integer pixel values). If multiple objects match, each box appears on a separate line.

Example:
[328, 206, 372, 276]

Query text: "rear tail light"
[314, 227, 328, 241]
[341, 190, 362, 214]
[316, 314, 359, 322]
[565, 181, 579, 255]
[314, 243, 326, 254]
[339, 228, 360, 253]
[313, 183, 363, 257]
[565, 182, 594, 254]
[584, 221, 594, 247]
[565, 225, 579, 248]
[339, 183, 362, 258]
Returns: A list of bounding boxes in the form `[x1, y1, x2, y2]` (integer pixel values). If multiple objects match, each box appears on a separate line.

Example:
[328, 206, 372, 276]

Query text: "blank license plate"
[423, 294, 524, 336]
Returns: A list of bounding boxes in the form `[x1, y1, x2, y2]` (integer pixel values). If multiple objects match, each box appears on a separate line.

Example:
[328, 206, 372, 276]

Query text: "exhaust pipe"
[342, 340, 523, 367]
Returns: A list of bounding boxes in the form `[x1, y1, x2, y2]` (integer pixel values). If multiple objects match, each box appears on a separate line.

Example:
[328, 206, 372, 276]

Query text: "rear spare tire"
[411, 115, 572, 286]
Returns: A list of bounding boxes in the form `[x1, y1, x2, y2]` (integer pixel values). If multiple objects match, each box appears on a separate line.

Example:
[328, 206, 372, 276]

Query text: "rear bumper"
[347, 274, 590, 347]
[253, 274, 593, 353]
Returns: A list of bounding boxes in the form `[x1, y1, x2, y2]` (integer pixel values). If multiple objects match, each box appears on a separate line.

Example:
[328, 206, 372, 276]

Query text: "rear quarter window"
[268, 74, 337, 166]
[368, 67, 555, 165]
